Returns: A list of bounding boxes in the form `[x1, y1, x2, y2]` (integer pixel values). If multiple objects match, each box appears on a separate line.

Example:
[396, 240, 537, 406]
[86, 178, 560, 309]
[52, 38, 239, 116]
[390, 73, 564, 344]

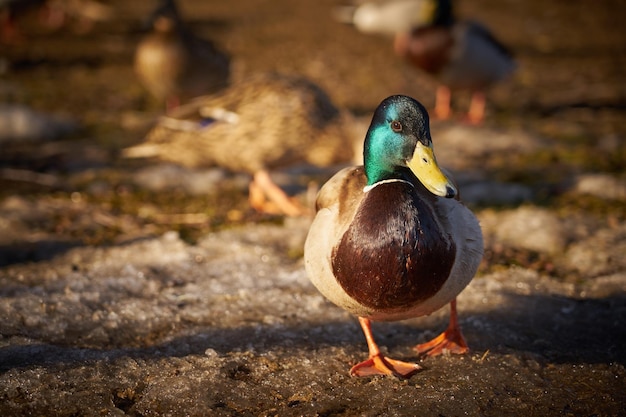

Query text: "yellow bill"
[407, 142, 457, 198]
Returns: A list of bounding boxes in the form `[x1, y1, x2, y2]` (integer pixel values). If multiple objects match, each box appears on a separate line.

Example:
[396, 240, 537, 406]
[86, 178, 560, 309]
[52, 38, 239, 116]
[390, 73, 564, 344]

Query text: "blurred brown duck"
[134, 0, 230, 110]
[123, 73, 362, 216]
[393, 0, 516, 124]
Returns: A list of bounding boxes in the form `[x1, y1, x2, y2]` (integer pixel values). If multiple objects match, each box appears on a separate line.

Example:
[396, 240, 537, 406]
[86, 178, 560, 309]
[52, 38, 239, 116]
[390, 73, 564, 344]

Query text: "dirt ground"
[1, 0, 625, 416]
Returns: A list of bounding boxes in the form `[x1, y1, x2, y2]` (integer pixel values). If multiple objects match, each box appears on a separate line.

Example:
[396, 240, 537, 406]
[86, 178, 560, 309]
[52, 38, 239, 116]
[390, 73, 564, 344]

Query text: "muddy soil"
[1, 0, 625, 416]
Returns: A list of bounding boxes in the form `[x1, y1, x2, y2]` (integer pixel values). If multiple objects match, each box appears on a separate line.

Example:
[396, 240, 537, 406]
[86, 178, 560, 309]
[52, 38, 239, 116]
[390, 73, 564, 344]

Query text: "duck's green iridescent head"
[363, 95, 456, 198]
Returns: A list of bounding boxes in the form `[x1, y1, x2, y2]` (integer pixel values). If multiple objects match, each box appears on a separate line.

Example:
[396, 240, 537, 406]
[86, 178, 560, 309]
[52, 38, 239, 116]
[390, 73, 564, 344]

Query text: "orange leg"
[415, 298, 469, 356]
[350, 317, 422, 378]
[248, 170, 305, 217]
[433, 85, 452, 121]
[465, 91, 486, 125]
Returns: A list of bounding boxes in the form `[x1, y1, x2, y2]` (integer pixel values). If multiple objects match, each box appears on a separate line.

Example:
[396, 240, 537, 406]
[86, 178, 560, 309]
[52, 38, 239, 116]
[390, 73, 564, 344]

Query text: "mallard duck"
[332, 0, 441, 35]
[133, 0, 230, 110]
[392, 1, 515, 124]
[304, 95, 483, 378]
[123, 73, 361, 217]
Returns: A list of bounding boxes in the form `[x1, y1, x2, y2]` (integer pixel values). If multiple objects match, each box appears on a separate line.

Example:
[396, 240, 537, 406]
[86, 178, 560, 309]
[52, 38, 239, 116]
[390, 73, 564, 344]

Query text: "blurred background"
[1, 1, 625, 414]
[0, 0, 624, 264]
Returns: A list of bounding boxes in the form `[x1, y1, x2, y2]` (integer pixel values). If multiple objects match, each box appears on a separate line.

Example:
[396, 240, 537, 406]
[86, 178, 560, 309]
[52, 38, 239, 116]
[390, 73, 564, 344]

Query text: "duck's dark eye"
[391, 120, 402, 132]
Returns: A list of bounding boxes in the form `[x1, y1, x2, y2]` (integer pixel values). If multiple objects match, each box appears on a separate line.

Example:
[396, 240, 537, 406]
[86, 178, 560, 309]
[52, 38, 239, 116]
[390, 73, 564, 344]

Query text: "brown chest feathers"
[395, 26, 454, 75]
[332, 181, 456, 312]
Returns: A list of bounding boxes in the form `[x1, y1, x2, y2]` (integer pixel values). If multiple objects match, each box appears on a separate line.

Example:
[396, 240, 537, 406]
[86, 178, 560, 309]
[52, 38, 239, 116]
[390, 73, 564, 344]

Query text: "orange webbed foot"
[350, 354, 421, 378]
[352, 317, 421, 379]
[414, 326, 469, 357]
[415, 299, 469, 357]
